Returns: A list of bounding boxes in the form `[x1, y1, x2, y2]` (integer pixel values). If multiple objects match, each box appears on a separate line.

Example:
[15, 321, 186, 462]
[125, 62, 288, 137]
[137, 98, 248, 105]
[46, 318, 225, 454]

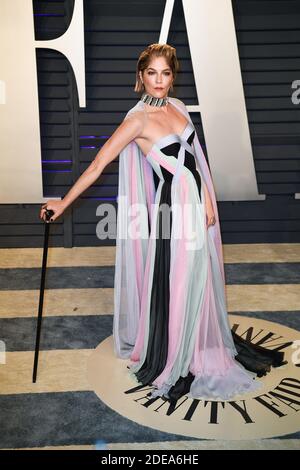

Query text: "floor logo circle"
[87, 316, 300, 440]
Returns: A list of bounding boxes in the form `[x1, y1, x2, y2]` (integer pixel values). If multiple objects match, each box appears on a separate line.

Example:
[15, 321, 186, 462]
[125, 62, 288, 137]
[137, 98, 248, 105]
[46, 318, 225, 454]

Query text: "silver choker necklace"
[141, 91, 169, 107]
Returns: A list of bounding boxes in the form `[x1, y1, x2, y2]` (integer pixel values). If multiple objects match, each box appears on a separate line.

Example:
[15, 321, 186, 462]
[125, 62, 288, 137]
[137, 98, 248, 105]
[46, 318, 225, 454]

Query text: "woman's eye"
[147, 72, 171, 76]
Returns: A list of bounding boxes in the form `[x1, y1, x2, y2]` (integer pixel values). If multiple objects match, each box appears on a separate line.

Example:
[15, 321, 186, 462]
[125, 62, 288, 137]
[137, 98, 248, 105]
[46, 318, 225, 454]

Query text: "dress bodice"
[145, 123, 202, 201]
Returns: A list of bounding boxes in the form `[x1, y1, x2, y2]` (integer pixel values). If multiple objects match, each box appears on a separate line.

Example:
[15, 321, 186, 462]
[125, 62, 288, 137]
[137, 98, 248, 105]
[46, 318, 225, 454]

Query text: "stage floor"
[0, 244, 299, 450]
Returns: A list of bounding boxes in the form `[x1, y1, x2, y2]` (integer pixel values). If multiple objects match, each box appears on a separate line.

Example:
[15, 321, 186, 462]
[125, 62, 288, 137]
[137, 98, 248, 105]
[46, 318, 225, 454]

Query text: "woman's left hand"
[203, 181, 216, 228]
[206, 204, 216, 228]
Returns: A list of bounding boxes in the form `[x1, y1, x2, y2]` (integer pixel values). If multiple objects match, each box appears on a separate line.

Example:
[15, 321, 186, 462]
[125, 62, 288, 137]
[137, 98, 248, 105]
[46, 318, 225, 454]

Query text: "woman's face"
[139, 56, 173, 98]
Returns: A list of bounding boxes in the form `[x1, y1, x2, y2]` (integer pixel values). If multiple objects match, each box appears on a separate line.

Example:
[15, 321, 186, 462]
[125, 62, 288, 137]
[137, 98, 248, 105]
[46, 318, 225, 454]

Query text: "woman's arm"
[39, 112, 144, 222]
[203, 181, 216, 228]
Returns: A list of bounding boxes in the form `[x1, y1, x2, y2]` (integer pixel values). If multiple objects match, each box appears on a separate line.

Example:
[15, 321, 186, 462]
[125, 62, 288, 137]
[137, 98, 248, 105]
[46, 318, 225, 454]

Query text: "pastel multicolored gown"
[113, 97, 285, 403]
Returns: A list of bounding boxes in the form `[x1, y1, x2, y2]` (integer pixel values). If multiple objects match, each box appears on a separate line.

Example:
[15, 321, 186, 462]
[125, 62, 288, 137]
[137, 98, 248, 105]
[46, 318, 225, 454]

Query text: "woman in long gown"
[40, 43, 285, 406]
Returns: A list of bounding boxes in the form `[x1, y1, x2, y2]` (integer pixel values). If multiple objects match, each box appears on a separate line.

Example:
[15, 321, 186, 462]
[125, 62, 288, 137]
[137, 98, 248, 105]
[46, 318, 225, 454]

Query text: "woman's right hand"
[39, 199, 66, 223]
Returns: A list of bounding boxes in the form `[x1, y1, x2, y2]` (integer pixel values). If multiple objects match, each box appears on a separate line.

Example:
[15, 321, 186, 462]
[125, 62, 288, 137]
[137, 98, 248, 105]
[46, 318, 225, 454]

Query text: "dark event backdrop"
[1, 0, 300, 247]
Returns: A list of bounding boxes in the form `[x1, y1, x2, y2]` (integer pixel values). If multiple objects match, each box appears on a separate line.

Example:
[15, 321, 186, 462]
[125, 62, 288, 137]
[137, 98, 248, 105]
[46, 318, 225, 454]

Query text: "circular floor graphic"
[87, 315, 300, 440]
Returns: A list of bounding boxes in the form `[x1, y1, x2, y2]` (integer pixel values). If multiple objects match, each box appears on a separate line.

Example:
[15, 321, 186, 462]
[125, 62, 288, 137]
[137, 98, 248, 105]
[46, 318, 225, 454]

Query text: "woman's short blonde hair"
[134, 43, 180, 94]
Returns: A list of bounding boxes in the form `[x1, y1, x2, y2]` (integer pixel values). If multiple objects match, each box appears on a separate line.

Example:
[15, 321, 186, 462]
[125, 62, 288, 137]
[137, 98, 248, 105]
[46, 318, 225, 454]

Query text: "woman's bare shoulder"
[124, 109, 147, 122]
[123, 109, 148, 135]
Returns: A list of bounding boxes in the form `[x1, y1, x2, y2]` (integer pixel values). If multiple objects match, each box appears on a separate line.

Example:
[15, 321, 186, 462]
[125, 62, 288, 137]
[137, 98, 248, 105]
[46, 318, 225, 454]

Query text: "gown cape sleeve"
[113, 96, 226, 359]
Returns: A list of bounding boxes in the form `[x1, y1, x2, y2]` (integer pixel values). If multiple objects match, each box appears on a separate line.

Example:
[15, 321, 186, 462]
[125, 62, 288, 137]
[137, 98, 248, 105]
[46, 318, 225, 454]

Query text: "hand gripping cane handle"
[45, 209, 54, 222]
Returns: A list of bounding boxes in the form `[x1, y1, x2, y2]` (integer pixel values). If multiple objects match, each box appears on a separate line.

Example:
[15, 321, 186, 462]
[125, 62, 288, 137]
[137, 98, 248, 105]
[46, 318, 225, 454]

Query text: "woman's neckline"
[139, 99, 192, 158]
[145, 121, 193, 159]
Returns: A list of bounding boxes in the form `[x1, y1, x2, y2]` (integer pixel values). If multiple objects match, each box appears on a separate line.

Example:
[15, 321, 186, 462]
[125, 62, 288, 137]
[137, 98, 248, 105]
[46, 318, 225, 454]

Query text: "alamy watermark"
[291, 340, 300, 366]
[291, 80, 300, 105]
[95, 198, 206, 250]
[0, 340, 6, 364]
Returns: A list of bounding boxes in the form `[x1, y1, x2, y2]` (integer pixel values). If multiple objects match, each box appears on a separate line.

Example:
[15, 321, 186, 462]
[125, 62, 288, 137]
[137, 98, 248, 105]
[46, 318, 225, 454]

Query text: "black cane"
[32, 208, 54, 383]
